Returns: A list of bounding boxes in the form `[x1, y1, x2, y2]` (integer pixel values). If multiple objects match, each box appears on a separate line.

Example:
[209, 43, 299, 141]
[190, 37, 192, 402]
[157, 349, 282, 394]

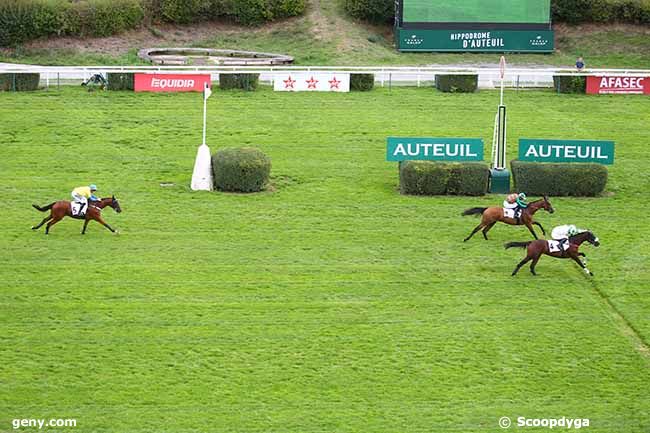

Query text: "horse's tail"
[32, 202, 55, 212]
[504, 241, 532, 250]
[462, 207, 487, 216]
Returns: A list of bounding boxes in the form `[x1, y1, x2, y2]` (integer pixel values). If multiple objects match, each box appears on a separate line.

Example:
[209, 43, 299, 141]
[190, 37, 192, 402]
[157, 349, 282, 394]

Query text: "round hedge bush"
[212, 147, 271, 192]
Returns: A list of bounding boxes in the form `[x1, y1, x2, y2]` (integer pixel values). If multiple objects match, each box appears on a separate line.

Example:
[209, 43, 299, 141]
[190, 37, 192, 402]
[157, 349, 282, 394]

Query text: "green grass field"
[1, 87, 649, 433]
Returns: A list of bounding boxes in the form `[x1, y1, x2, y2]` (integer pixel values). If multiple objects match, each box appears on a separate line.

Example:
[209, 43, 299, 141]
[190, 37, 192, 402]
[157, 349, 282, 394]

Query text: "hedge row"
[0, 73, 39, 91]
[212, 147, 271, 192]
[343, 0, 650, 24]
[552, 0, 650, 24]
[436, 75, 478, 93]
[0, 0, 306, 46]
[350, 74, 375, 91]
[107, 73, 135, 91]
[553, 75, 587, 94]
[219, 73, 259, 91]
[0, 0, 145, 46]
[511, 160, 607, 196]
[399, 162, 489, 196]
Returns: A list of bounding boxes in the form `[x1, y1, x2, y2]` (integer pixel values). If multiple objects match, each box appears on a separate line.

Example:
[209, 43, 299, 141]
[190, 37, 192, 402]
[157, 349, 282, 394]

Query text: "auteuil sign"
[387, 138, 484, 162]
[396, 29, 554, 52]
[519, 139, 614, 165]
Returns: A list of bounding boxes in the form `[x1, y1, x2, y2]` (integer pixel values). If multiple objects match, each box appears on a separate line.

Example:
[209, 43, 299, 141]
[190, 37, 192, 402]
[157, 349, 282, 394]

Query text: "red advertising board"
[134, 73, 212, 92]
[586, 76, 649, 95]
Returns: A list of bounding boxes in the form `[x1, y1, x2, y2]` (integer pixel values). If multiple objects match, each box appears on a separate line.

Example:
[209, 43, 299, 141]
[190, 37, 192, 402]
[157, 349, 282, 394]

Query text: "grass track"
[1, 87, 649, 433]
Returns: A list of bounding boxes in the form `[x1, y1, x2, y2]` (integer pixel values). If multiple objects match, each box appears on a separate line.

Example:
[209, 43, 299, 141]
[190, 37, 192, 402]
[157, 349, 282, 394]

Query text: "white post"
[499, 56, 506, 106]
[202, 84, 207, 146]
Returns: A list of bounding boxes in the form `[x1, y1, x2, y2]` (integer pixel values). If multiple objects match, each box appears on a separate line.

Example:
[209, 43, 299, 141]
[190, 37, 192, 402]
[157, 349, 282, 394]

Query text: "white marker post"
[489, 56, 511, 193]
[191, 82, 214, 191]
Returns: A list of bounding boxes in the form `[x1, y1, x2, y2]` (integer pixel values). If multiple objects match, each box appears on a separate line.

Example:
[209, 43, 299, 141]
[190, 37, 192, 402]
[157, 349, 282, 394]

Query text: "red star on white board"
[283, 76, 296, 89]
[328, 76, 341, 89]
[306, 76, 319, 89]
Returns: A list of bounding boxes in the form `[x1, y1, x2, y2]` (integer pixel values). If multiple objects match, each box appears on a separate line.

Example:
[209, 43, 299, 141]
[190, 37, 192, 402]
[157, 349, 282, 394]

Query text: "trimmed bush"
[435, 75, 478, 93]
[350, 74, 374, 91]
[553, 75, 586, 94]
[399, 162, 489, 196]
[219, 74, 259, 91]
[0, 73, 40, 91]
[342, 0, 393, 23]
[447, 163, 490, 196]
[107, 73, 134, 91]
[212, 148, 271, 192]
[511, 160, 608, 197]
[77, 0, 144, 37]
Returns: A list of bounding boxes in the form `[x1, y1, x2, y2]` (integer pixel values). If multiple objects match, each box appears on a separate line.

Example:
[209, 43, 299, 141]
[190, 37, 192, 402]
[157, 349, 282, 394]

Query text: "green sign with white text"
[396, 28, 554, 52]
[387, 137, 484, 162]
[518, 139, 615, 165]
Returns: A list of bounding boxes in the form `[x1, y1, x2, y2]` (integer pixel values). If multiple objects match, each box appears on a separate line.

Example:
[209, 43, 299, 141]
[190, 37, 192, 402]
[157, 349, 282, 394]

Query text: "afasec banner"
[135, 74, 212, 92]
[586, 76, 649, 95]
[519, 139, 614, 165]
[274, 73, 350, 92]
[387, 138, 484, 162]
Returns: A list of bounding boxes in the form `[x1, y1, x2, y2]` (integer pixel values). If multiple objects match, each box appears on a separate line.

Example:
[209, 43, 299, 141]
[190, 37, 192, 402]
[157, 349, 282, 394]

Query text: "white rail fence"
[2, 64, 650, 89]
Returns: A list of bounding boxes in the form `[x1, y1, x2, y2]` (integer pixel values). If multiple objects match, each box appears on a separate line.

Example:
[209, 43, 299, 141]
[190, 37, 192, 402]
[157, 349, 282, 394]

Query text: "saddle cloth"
[548, 239, 570, 253]
[71, 202, 86, 217]
[503, 208, 521, 219]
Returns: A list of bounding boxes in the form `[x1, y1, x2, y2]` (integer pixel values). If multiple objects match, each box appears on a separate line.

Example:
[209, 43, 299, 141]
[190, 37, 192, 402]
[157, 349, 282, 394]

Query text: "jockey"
[551, 224, 580, 251]
[503, 192, 528, 210]
[71, 184, 99, 214]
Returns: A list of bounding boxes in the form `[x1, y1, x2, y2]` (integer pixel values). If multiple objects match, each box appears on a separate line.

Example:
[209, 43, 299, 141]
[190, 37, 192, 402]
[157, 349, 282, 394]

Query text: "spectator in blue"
[576, 56, 585, 71]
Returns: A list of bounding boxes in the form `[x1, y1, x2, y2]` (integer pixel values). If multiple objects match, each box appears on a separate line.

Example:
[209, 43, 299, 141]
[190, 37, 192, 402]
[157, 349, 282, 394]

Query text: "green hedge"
[0, 0, 144, 46]
[435, 75, 478, 93]
[511, 160, 608, 197]
[107, 73, 134, 91]
[553, 75, 587, 94]
[342, 0, 393, 23]
[0, 73, 40, 91]
[552, 0, 650, 24]
[350, 74, 374, 91]
[0, 0, 305, 46]
[219, 74, 259, 91]
[399, 162, 489, 196]
[212, 148, 271, 192]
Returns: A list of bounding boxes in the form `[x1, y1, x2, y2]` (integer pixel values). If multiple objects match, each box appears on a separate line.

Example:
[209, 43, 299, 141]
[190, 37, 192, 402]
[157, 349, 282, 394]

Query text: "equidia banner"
[135, 74, 212, 92]
[274, 73, 350, 92]
[586, 76, 649, 95]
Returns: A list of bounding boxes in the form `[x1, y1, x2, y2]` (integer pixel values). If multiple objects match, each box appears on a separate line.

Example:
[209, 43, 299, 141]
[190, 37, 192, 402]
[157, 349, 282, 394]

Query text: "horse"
[462, 196, 554, 242]
[32, 196, 122, 235]
[504, 230, 600, 277]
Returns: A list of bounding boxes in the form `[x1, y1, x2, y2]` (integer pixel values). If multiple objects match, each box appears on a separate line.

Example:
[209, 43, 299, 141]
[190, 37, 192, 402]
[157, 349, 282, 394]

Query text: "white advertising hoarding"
[274, 73, 350, 92]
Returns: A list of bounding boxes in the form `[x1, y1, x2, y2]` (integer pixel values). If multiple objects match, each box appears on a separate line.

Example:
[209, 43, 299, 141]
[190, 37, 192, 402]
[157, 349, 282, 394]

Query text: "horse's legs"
[482, 222, 496, 240]
[532, 221, 546, 236]
[45, 217, 62, 234]
[464, 222, 485, 242]
[529, 254, 541, 276]
[570, 253, 593, 276]
[94, 215, 116, 233]
[32, 215, 52, 230]
[81, 219, 90, 234]
[512, 256, 532, 276]
[525, 222, 539, 240]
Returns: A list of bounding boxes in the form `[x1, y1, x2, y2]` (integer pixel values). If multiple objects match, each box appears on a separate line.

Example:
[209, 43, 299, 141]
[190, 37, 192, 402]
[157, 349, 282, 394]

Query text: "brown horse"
[462, 196, 554, 241]
[32, 196, 122, 235]
[505, 230, 600, 276]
